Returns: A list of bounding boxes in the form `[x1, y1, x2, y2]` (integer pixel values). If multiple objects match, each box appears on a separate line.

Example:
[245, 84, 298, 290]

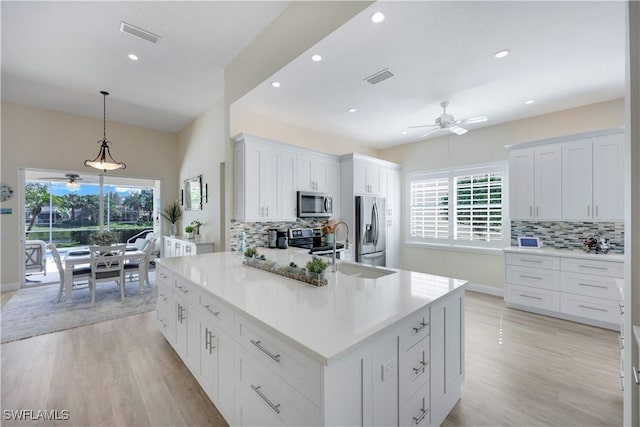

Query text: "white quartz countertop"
[503, 246, 624, 262]
[157, 249, 467, 364]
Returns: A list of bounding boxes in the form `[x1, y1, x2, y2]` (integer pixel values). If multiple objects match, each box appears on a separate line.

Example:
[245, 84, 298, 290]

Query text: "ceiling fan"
[409, 101, 485, 137]
[37, 173, 84, 188]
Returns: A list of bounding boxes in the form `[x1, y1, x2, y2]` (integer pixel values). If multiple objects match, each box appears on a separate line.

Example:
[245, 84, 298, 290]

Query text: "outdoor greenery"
[89, 231, 119, 246]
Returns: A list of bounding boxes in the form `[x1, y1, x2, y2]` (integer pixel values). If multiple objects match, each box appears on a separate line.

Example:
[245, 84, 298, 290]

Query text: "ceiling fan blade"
[448, 125, 468, 135]
[419, 128, 441, 138]
[408, 124, 438, 129]
[37, 177, 68, 181]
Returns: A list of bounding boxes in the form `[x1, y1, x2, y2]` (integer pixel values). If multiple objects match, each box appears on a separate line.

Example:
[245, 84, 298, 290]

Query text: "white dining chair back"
[124, 236, 157, 287]
[89, 244, 126, 304]
[47, 243, 91, 303]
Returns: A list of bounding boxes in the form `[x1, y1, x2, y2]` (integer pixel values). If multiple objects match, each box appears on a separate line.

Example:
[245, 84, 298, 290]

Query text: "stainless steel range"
[287, 227, 344, 257]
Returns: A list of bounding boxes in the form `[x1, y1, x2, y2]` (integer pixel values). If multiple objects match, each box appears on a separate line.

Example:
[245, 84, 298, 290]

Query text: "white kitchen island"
[155, 249, 468, 427]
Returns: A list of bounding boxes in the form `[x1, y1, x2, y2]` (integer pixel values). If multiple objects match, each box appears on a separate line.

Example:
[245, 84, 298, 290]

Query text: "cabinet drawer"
[505, 253, 559, 270]
[561, 258, 623, 278]
[399, 308, 430, 351]
[199, 293, 234, 335]
[506, 265, 560, 291]
[156, 265, 173, 287]
[237, 349, 321, 426]
[560, 271, 621, 300]
[505, 284, 560, 312]
[235, 315, 321, 406]
[560, 293, 619, 325]
[400, 336, 430, 399]
[399, 381, 430, 427]
[174, 277, 199, 307]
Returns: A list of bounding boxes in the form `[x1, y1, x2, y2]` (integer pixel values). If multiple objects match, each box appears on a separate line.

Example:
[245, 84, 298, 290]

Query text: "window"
[407, 163, 506, 249]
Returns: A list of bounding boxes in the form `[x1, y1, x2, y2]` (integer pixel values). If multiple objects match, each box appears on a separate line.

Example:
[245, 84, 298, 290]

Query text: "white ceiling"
[2, 1, 626, 149]
[234, 1, 626, 149]
[1, 1, 289, 133]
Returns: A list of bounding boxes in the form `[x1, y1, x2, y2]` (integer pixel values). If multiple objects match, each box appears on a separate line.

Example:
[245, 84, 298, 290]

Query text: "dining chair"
[88, 244, 126, 304]
[48, 243, 92, 303]
[124, 236, 157, 287]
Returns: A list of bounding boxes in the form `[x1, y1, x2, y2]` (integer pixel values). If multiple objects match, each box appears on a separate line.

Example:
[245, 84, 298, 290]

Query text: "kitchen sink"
[336, 262, 396, 279]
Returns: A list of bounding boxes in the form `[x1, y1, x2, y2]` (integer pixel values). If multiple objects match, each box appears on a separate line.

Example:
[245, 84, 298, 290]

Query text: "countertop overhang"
[157, 249, 467, 364]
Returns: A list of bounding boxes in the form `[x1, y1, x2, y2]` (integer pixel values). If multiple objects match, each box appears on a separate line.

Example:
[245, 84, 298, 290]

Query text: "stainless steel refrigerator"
[355, 195, 386, 266]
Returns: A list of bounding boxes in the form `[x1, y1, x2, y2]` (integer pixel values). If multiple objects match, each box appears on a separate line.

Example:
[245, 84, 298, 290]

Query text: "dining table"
[63, 247, 147, 305]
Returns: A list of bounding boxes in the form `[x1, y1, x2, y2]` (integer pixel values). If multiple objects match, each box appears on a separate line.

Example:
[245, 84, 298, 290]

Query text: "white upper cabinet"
[354, 158, 386, 196]
[296, 153, 331, 193]
[592, 134, 624, 220]
[509, 145, 561, 220]
[510, 129, 624, 223]
[562, 133, 623, 221]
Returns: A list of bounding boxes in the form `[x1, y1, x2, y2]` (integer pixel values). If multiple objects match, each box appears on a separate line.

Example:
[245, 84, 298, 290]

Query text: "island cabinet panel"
[156, 282, 175, 345]
[174, 288, 200, 378]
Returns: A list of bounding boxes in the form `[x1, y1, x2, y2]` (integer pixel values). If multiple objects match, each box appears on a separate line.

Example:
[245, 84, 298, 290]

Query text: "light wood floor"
[1, 291, 621, 426]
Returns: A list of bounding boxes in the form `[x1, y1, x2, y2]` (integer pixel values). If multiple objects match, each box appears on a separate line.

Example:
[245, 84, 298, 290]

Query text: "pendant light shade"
[84, 91, 126, 172]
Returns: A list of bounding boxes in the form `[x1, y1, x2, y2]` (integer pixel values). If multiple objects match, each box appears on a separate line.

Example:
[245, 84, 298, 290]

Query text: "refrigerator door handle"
[372, 202, 379, 246]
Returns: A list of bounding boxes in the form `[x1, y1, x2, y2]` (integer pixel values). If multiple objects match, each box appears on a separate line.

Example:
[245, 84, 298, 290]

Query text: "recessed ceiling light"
[271, 81, 281, 88]
[348, 107, 357, 113]
[371, 11, 385, 23]
[128, 54, 138, 61]
[524, 99, 535, 105]
[465, 116, 488, 124]
[494, 49, 510, 59]
[311, 54, 322, 62]
[401, 131, 408, 135]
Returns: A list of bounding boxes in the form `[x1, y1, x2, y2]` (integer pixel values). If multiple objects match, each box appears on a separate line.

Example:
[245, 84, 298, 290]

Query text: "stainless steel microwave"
[297, 191, 333, 218]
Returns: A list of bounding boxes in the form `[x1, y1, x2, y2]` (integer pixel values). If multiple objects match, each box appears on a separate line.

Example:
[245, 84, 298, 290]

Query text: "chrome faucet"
[332, 221, 350, 272]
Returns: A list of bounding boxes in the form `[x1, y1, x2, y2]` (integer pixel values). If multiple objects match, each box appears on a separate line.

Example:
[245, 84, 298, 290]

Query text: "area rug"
[1, 280, 157, 343]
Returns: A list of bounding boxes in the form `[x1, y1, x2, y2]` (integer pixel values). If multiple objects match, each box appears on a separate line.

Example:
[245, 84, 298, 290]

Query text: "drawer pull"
[203, 305, 220, 316]
[250, 339, 281, 363]
[578, 265, 608, 271]
[619, 303, 625, 315]
[413, 408, 428, 425]
[520, 275, 542, 280]
[176, 285, 189, 294]
[578, 304, 608, 313]
[250, 384, 281, 414]
[520, 259, 542, 263]
[412, 321, 428, 334]
[413, 360, 428, 375]
[634, 366, 640, 385]
[520, 294, 542, 301]
[619, 335, 624, 350]
[577, 282, 608, 289]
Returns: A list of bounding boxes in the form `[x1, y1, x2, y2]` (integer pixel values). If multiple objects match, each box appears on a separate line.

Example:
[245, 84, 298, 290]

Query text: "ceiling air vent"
[120, 21, 161, 44]
[364, 68, 395, 85]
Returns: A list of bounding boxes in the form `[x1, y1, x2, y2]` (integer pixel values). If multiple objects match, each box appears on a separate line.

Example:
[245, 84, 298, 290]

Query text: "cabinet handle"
[412, 320, 428, 334]
[578, 265, 608, 271]
[250, 384, 281, 414]
[529, 206, 533, 217]
[176, 284, 189, 294]
[634, 366, 640, 385]
[412, 360, 428, 375]
[536, 206, 539, 217]
[520, 259, 542, 263]
[203, 305, 220, 316]
[577, 282, 608, 289]
[520, 275, 543, 280]
[619, 303, 625, 315]
[412, 407, 428, 425]
[587, 205, 590, 217]
[578, 304, 608, 313]
[205, 327, 210, 350]
[595, 205, 599, 217]
[619, 335, 624, 350]
[208, 330, 216, 354]
[520, 294, 542, 300]
[250, 339, 281, 363]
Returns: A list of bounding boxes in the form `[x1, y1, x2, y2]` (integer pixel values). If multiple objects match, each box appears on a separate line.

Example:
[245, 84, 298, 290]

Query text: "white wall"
[378, 98, 625, 290]
[0, 101, 179, 289]
[177, 98, 226, 250]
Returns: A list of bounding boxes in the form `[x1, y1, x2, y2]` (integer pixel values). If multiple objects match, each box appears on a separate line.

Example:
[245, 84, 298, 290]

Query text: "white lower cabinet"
[156, 265, 465, 426]
[504, 250, 623, 330]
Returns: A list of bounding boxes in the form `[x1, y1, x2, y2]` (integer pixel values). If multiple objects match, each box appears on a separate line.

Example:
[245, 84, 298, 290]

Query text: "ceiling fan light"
[449, 125, 468, 135]
[65, 180, 80, 190]
[85, 91, 126, 172]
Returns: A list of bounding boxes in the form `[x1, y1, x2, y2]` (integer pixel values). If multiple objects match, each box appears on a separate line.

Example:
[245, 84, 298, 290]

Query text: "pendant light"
[84, 91, 126, 172]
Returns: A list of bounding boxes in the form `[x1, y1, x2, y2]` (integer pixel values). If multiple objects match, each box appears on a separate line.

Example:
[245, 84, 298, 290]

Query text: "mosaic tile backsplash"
[511, 221, 624, 253]
[230, 219, 329, 252]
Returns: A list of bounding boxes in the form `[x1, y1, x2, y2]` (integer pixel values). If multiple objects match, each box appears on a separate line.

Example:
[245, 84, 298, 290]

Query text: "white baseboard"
[466, 283, 504, 298]
[1, 282, 20, 292]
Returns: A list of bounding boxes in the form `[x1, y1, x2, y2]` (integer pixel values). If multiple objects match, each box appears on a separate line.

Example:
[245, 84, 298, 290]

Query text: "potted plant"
[190, 219, 204, 241]
[185, 225, 194, 239]
[306, 256, 328, 284]
[160, 201, 182, 237]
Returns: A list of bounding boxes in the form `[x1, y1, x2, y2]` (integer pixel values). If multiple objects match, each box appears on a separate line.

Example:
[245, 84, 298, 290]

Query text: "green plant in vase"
[160, 201, 182, 237]
[185, 225, 194, 239]
[244, 247, 258, 258]
[306, 256, 328, 278]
